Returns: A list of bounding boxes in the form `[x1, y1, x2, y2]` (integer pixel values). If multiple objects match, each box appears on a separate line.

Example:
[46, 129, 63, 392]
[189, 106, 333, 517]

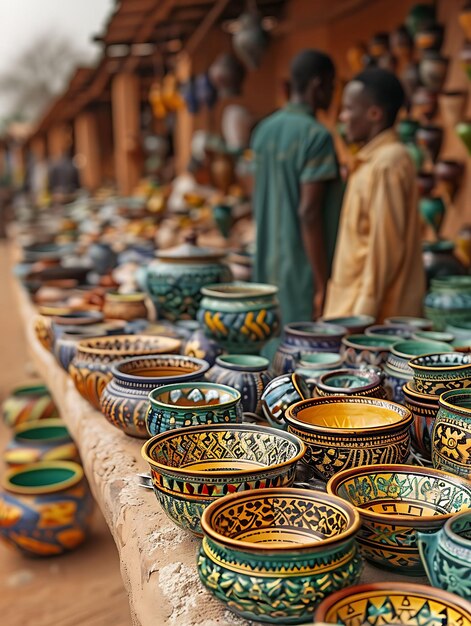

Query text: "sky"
[0, 0, 113, 118]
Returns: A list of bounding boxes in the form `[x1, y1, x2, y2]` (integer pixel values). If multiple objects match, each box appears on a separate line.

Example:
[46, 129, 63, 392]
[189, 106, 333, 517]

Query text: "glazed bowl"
[409, 352, 471, 395]
[285, 396, 412, 480]
[314, 369, 386, 399]
[141, 424, 306, 535]
[100, 355, 210, 438]
[198, 487, 362, 624]
[403, 381, 439, 459]
[413, 330, 455, 344]
[432, 388, 471, 479]
[327, 464, 471, 574]
[385, 315, 433, 330]
[314, 582, 471, 625]
[341, 334, 397, 367]
[261, 373, 310, 429]
[69, 334, 181, 409]
[294, 352, 344, 390]
[321, 314, 374, 334]
[365, 323, 414, 339]
[146, 382, 242, 437]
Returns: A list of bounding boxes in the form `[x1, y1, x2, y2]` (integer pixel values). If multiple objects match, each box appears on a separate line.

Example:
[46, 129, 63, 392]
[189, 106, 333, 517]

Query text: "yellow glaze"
[295, 403, 403, 429]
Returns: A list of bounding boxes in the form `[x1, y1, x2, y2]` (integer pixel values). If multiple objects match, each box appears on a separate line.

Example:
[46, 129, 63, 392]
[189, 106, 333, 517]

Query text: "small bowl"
[146, 382, 242, 437]
[315, 582, 471, 625]
[261, 373, 310, 429]
[365, 323, 414, 339]
[315, 369, 386, 399]
[198, 488, 362, 624]
[295, 352, 344, 390]
[321, 314, 375, 334]
[285, 396, 412, 480]
[341, 334, 397, 367]
[385, 315, 433, 330]
[409, 352, 471, 395]
[141, 424, 306, 535]
[402, 381, 439, 459]
[327, 464, 471, 574]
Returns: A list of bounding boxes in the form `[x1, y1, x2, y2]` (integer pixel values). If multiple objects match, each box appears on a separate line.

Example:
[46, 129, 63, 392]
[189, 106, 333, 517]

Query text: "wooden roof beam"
[184, 0, 230, 56]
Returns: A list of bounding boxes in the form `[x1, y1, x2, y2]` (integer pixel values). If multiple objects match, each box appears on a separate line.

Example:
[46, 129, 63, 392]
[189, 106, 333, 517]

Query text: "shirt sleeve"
[353, 162, 412, 317]
[300, 129, 338, 183]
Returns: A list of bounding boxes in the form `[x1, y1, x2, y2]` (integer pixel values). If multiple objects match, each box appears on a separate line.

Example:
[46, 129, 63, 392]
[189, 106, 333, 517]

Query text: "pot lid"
[156, 233, 226, 262]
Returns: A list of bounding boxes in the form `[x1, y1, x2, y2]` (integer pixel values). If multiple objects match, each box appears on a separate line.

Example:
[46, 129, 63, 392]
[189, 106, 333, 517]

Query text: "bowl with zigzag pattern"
[409, 352, 471, 395]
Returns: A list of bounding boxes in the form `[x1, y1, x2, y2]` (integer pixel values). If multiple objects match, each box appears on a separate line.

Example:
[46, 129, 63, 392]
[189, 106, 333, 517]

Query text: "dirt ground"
[0, 241, 132, 626]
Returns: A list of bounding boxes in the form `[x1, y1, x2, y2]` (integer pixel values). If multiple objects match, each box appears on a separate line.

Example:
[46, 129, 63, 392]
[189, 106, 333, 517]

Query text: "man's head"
[340, 68, 405, 144]
[290, 49, 335, 112]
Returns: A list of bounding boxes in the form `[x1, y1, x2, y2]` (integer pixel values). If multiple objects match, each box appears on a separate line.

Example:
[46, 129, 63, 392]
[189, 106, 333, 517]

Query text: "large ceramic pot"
[4, 419, 78, 468]
[206, 355, 273, 416]
[341, 334, 397, 367]
[142, 424, 305, 535]
[69, 334, 181, 409]
[285, 396, 412, 481]
[273, 322, 346, 375]
[140, 240, 232, 321]
[327, 464, 471, 575]
[102, 292, 149, 321]
[314, 369, 386, 399]
[198, 282, 280, 355]
[405, 4, 436, 36]
[425, 275, 471, 330]
[198, 488, 362, 624]
[0, 461, 94, 556]
[422, 241, 467, 287]
[403, 381, 440, 459]
[2, 383, 59, 428]
[432, 388, 471, 479]
[418, 509, 471, 600]
[100, 355, 209, 438]
[409, 352, 471, 396]
[416, 124, 443, 163]
[146, 382, 242, 437]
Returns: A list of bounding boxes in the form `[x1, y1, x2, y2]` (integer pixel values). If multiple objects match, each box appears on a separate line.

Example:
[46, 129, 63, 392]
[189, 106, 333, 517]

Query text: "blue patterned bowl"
[261, 373, 310, 429]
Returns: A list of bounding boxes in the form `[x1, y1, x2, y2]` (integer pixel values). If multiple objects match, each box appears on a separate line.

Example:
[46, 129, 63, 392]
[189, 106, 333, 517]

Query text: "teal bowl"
[341, 334, 397, 367]
[409, 352, 471, 395]
[146, 382, 243, 436]
[198, 487, 362, 624]
[412, 330, 455, 344]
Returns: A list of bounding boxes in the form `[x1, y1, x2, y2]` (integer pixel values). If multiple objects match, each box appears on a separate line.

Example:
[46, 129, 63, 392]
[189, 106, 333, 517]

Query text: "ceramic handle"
[417, 530, 440, 587]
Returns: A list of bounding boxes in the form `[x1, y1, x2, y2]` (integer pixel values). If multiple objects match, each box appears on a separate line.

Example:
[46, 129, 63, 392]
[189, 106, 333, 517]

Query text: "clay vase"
[419, 197, 446, 237]
[416, 125, 443, 163]
[0, 461, 94, 556]
[459, 1, 471, 39]
[397, 118, 419, 144]
[405, 3, 436, 36]
[210, 154, 235, 194]
[434, 160, 465, 201]
[423, 241, 467, 287]
[417, 171, 436, 197]
[456, 121, 471, 156]
[208, 53, 246, 98]
[233, 11, 267, 70]
[419, 52, 449, 92]
[415, 24, 444, 54]
[439, 91, 468, 128]
[103, 292, 149, 322]
[412, 87, 438, 121]
[2, 383, 59, 428]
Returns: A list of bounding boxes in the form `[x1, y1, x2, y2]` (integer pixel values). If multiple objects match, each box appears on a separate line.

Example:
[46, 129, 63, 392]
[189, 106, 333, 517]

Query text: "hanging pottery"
[415, 24, 444, 54]
[181, 76, 199, 115]
[368, 32, 389, 58]
[417, 171, 436, 198]
[208, 53, 246, 98]
[434, 160, 465, 201]
[195, 73, 218, 109]
[233, 11, 268, 70]
[456, 121, 471, 156]
[459, 1, 471, 39]
[346, 43, 368, 75]
[419, 196, 446, 237]
[460, 42, 471, 82]
[439, 91, 468, 128]
[390, 25, 413, 65]
[405, 3, 436, 36]
[419, 52, 449, 92]
[416, 125, 443, 162]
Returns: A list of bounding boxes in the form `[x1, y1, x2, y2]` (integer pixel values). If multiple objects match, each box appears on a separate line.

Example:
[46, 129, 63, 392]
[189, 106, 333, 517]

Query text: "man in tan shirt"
[324, 68, 425, 322]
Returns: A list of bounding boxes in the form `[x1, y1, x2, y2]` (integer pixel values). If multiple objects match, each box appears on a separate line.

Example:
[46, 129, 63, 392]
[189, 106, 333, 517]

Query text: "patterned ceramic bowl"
[314, 582, 471, 626]
[314, 369, 386, 399]
[141, 424, 306, 535]
[365, 324, 414, 339]
[412, 330, 455, 344]
[146, 382, 242, 437]
[409, 352, 471, 395]
[285, 396, 412, 480]
[432, 388, 471, 479]
[322, 314, 375, 334]
[385, 316, 433, 330]
[327, 464, 471, 574]
[402, 381, 439, 459]
[261, 373, 310, 430]
[341, 334, 397, 367]
[198, 488, 362, 624]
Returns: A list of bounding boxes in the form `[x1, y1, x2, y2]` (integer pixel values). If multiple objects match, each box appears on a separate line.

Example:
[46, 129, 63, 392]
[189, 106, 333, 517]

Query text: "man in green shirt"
[250, 49, 343, 324]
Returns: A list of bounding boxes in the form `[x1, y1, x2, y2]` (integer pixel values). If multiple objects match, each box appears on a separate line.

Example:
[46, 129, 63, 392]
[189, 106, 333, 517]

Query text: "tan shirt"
[324, 129, 425, 322]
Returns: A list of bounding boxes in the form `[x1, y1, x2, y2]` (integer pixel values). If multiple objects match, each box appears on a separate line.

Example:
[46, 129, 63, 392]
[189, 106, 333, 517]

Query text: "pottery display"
[146, 381, 242, 437]
[327, 464, 471, 574]
[432, 388, 471, 479]
[439, 91, 468, 128]
[321, 315, 374, 334]
[198, 282, 280, 355]
[365, 323, 414, 339]
[418, 509, 471, 599]
[2, 383, 59, 428]
[206, 355, 273, 416]
[412, 329, 454, 343]
[285, 396, 412, 481]
[261, 373, 310, 429]
[423, 240, 467, 287]
[100, 355, 209, 438]
[232, 10, 267, 70]
[4, 419, 78, 468]
[385, 315, 433, 330]
[411, 86, 438, 121]
[208, 53, 246, 98]
[69, 334, 181, 409]
[416, 125, 443, 163]
[183, 326, 222, 367]
[403, 381, 440, 459]
[314, 582, 471, 626]
[141, 424, 305, 535]
[140, 239, 232, 321]
[0, 461, 94, 556]
[198, 488, 362, 624]
[456, 121, 471, 155]
[102, 292, 149, 321]
[273, 322, 346, 375]
[447, 319, 471, 346]
[341, 334, 397, 367]
[294, 352, 345, 390]
[409, 352, 471, 395]
[314, 369, 386, 399]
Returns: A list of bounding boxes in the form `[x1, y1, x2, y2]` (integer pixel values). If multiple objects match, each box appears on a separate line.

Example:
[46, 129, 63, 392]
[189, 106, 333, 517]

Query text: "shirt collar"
[354, 128, 399, 165]
[284, 102, 313, 116]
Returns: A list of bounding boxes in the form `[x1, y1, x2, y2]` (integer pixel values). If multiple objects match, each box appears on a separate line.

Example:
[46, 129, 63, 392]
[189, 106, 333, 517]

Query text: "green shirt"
[251, 102, 343, 324]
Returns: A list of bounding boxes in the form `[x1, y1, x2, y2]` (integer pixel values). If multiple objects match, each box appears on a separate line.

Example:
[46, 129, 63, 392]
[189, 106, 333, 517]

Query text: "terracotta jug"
[416, 125, 443, 163]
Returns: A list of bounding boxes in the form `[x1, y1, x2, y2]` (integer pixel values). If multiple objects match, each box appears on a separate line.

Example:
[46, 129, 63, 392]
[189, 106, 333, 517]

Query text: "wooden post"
[111, 73, 142, 195]
[174, 52, 193, 174]
[74, 110, 102, 191]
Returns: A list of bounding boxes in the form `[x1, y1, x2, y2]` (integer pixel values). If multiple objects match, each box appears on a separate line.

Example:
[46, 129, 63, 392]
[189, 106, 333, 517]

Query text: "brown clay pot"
[411, 87, 438, 121]
[459, 2, 471, 39]
[416, 171, 436, 198]
[416, 125, 443, 163]
[434, 160, 465, 201]
[414, 24, 444, 53]
[439, 91, 468, 128]
[419, 52, 449, 92]
[103, 292, 149, 322]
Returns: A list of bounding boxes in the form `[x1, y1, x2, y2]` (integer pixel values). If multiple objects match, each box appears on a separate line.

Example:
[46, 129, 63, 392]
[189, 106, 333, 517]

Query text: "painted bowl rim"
[214, 354, 270, 371]
[111, 354, 210, 382]
[105, 291, 147, 302]
[314, 582, 471, 623]
[342, 334, 398, 350]
[365, 323, 413, 336]
[446, 509, 471, 548]
[402, 381, 440, 404]
[200, 487, 361, 553]
[391, 340, 452, 358]
[285, 396, 412, 434]
[141, 423, 306, 478]
[385, 316, 432, 327]
[316, 369, 381, 393]
[409, 352, 471, 372]
[75, 334, 181, 356]
[148, 381, 241, 409]
[3, 461, 84, 495]
[321, 314, 375, 327]
[283, 321, 347, 338]
[200, 281, 278, 299]
[438, 388, 471, 414]
[327, 463, 471, 524]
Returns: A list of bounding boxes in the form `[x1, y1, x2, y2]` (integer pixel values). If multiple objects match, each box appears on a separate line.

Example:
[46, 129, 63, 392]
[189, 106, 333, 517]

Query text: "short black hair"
[353, 68, 405, 127]
[290, 49, 335, 93]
